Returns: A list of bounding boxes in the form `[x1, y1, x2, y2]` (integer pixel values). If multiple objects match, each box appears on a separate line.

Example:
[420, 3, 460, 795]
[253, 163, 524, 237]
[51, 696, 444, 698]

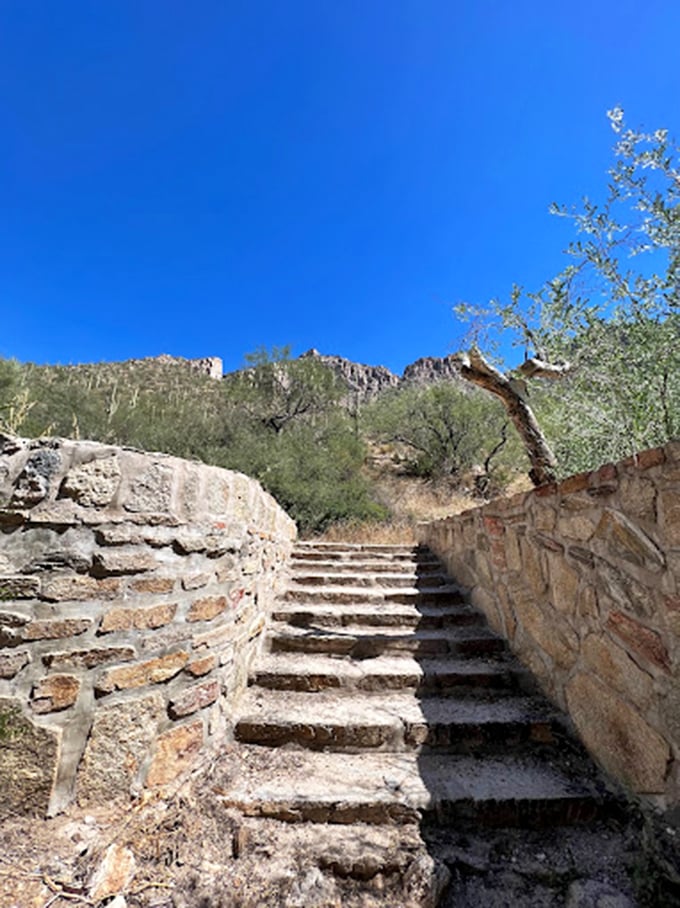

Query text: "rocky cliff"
[299, 348, 463, 401]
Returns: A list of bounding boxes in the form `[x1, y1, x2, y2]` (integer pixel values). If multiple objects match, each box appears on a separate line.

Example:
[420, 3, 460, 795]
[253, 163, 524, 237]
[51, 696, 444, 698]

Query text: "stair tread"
[270, 623, 500, 640]
[253, 653, 516, 677]
[219, 748, 604, 818]
[237, 689, 556, 725]
[272, 602, 482, 620]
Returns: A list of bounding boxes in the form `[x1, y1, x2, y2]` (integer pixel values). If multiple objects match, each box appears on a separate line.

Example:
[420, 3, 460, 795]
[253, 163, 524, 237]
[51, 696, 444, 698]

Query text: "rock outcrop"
[300, 348, 463, 402]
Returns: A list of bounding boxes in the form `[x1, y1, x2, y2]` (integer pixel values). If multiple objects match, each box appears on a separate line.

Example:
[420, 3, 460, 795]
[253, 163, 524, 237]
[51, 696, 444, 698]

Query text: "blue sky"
[2, 1, 680, 375]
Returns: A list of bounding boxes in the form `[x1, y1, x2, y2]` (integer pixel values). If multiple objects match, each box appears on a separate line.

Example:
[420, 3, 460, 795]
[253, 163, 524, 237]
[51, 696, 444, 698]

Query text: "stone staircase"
[218, 542, 638, 905]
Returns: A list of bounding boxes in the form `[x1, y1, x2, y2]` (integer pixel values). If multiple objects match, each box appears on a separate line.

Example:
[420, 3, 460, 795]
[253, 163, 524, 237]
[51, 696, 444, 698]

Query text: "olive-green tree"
[456, 108, 680, 482]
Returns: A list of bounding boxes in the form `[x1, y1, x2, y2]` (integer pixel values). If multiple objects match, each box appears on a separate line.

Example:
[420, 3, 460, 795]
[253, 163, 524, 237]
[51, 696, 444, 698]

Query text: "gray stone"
[59, 455, 122, 507]
[10, 449, 62, 507]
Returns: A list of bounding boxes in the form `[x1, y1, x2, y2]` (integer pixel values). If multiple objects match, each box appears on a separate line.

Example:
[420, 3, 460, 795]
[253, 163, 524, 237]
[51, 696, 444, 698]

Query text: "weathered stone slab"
[77, 693, 164, 803]
[566, 673, 669, 793]
[0, 698, 61, 816]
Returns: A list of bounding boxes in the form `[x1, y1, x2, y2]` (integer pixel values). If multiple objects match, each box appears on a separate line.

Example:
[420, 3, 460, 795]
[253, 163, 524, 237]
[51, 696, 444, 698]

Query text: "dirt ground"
[2, 742, 679, 908]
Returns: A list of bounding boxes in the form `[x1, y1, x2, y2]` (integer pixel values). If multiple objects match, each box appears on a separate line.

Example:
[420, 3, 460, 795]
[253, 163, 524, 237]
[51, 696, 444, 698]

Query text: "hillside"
[0, 350, 523, 535]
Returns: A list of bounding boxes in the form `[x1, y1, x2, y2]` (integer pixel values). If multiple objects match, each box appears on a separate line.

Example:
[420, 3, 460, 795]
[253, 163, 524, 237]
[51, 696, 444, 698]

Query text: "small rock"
[89, 843, 136, 901]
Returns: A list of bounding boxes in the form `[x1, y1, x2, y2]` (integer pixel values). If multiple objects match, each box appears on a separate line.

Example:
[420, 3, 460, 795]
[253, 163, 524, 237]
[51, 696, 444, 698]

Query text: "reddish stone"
[99, 603, 177, 633]
[622, 447, 665, 471]
[558, 472, 590, 495]
[664, 594, 680, 613]
[185, 654, 217, 677]
[482, 516, 505, 537]
[534, 483, 558, 499]
[187, 595, 227, 623]
[31, 674, 80, 713]
[168, 680, 220, 718]
[591, 463, 618, 484]
[606, 611, 670, 673]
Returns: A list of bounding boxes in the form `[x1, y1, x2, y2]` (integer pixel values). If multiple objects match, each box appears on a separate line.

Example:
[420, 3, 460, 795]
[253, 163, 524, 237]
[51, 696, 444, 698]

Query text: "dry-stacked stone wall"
[0, 436, 296, 816]
[418, 442, 680, 809]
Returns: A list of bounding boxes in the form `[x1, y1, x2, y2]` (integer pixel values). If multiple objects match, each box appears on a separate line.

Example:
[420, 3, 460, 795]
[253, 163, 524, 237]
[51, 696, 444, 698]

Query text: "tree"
[362, 381, 512, 485]
[456, 109, 680, 483]
[223, 345, 343, 434]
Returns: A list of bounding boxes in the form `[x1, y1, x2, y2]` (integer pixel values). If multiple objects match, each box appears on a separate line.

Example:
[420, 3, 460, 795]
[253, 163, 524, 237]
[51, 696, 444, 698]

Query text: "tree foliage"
[456, 109, 680, 478]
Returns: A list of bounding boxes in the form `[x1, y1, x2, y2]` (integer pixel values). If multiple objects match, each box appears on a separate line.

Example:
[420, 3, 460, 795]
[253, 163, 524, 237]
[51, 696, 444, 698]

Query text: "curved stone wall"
[0, 436, 296, 816]
[419, 442, 680, 809]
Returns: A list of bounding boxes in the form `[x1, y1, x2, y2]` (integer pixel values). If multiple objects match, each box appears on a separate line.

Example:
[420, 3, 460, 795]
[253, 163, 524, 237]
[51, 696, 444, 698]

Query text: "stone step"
[284, 584, 466, 606]
[235, 690, 558, 752]
[250, 653, 530, 694]
[271, 602, 485, 630]
[296, 542, 423, 554]
[268, 624, 506, 659]
[291, 557, 442, 574]
[293, 545, 432, 563]
[290, 571, 449, 589]
[219, 747, 608, 828]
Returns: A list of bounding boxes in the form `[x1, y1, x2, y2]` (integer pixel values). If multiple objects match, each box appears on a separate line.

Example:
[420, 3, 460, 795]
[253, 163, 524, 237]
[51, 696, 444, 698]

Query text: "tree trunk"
[458, 348, 557, 487]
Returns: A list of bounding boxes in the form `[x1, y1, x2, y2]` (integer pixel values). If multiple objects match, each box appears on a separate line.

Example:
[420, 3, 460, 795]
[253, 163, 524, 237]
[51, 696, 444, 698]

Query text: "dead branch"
[457, 348, 557, 486]
[517, 357, 573, 379]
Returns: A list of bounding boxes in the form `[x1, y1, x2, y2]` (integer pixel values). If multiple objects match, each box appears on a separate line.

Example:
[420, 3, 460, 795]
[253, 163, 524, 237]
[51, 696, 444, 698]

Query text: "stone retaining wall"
[418, 442, 680, 809]
[0, 436, 296, 816]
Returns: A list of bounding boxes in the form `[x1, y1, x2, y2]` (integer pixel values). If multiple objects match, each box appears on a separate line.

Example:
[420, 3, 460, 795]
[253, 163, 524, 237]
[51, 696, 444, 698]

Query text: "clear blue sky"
[2, 1, 680, 374]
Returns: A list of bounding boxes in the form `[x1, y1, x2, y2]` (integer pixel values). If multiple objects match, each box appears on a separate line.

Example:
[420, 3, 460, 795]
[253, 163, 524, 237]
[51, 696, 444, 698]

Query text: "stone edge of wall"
[418, 441, 680, 809]
[0, 436, 297, 816]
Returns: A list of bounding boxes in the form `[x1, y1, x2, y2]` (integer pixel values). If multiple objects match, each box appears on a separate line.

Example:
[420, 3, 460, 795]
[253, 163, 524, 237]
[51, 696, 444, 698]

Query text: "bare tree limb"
[517, 357, 573, 380]
[457, 348, 557, 486]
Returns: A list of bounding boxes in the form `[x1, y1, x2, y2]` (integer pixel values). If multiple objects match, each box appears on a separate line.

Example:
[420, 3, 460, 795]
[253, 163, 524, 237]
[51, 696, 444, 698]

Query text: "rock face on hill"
[402, 354, 462, 387]
[300, 348, 463, 402]
[300, 349, 400, 400]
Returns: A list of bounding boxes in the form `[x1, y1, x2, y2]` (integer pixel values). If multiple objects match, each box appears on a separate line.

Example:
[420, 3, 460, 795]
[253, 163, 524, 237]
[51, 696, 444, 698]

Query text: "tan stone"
[77, 693, 164, 802]
[24, 617, 92, 641]
[128, 576, 175, 593]
[546, 554, 580, 616]
[0, 649, 30, 678]
[123, 461, 173, 513]
[93, 550, 156, 575]
[60, 455, 122, 507]
[660, 488, 680, 547]
[0, 697, 61, 816]
[187, 595, 227, 623]
[89, 844, 136, 901]
[181, 572, 212, 591]
[30, 674, 81, 712]
[619, 475, 657, 523]
[519, 538, 547, 599]
[146, 720, 204, 786]
[40, 575, 122, 602]
[99, 603, 177, 633]
[96, 651, 188, 693]
[533, 505, 556, 532]
[566, 672, 669, 793]
[514, 598, 578, 671]
[582, 634, 654, 710]
[594, 509, 665, 572]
